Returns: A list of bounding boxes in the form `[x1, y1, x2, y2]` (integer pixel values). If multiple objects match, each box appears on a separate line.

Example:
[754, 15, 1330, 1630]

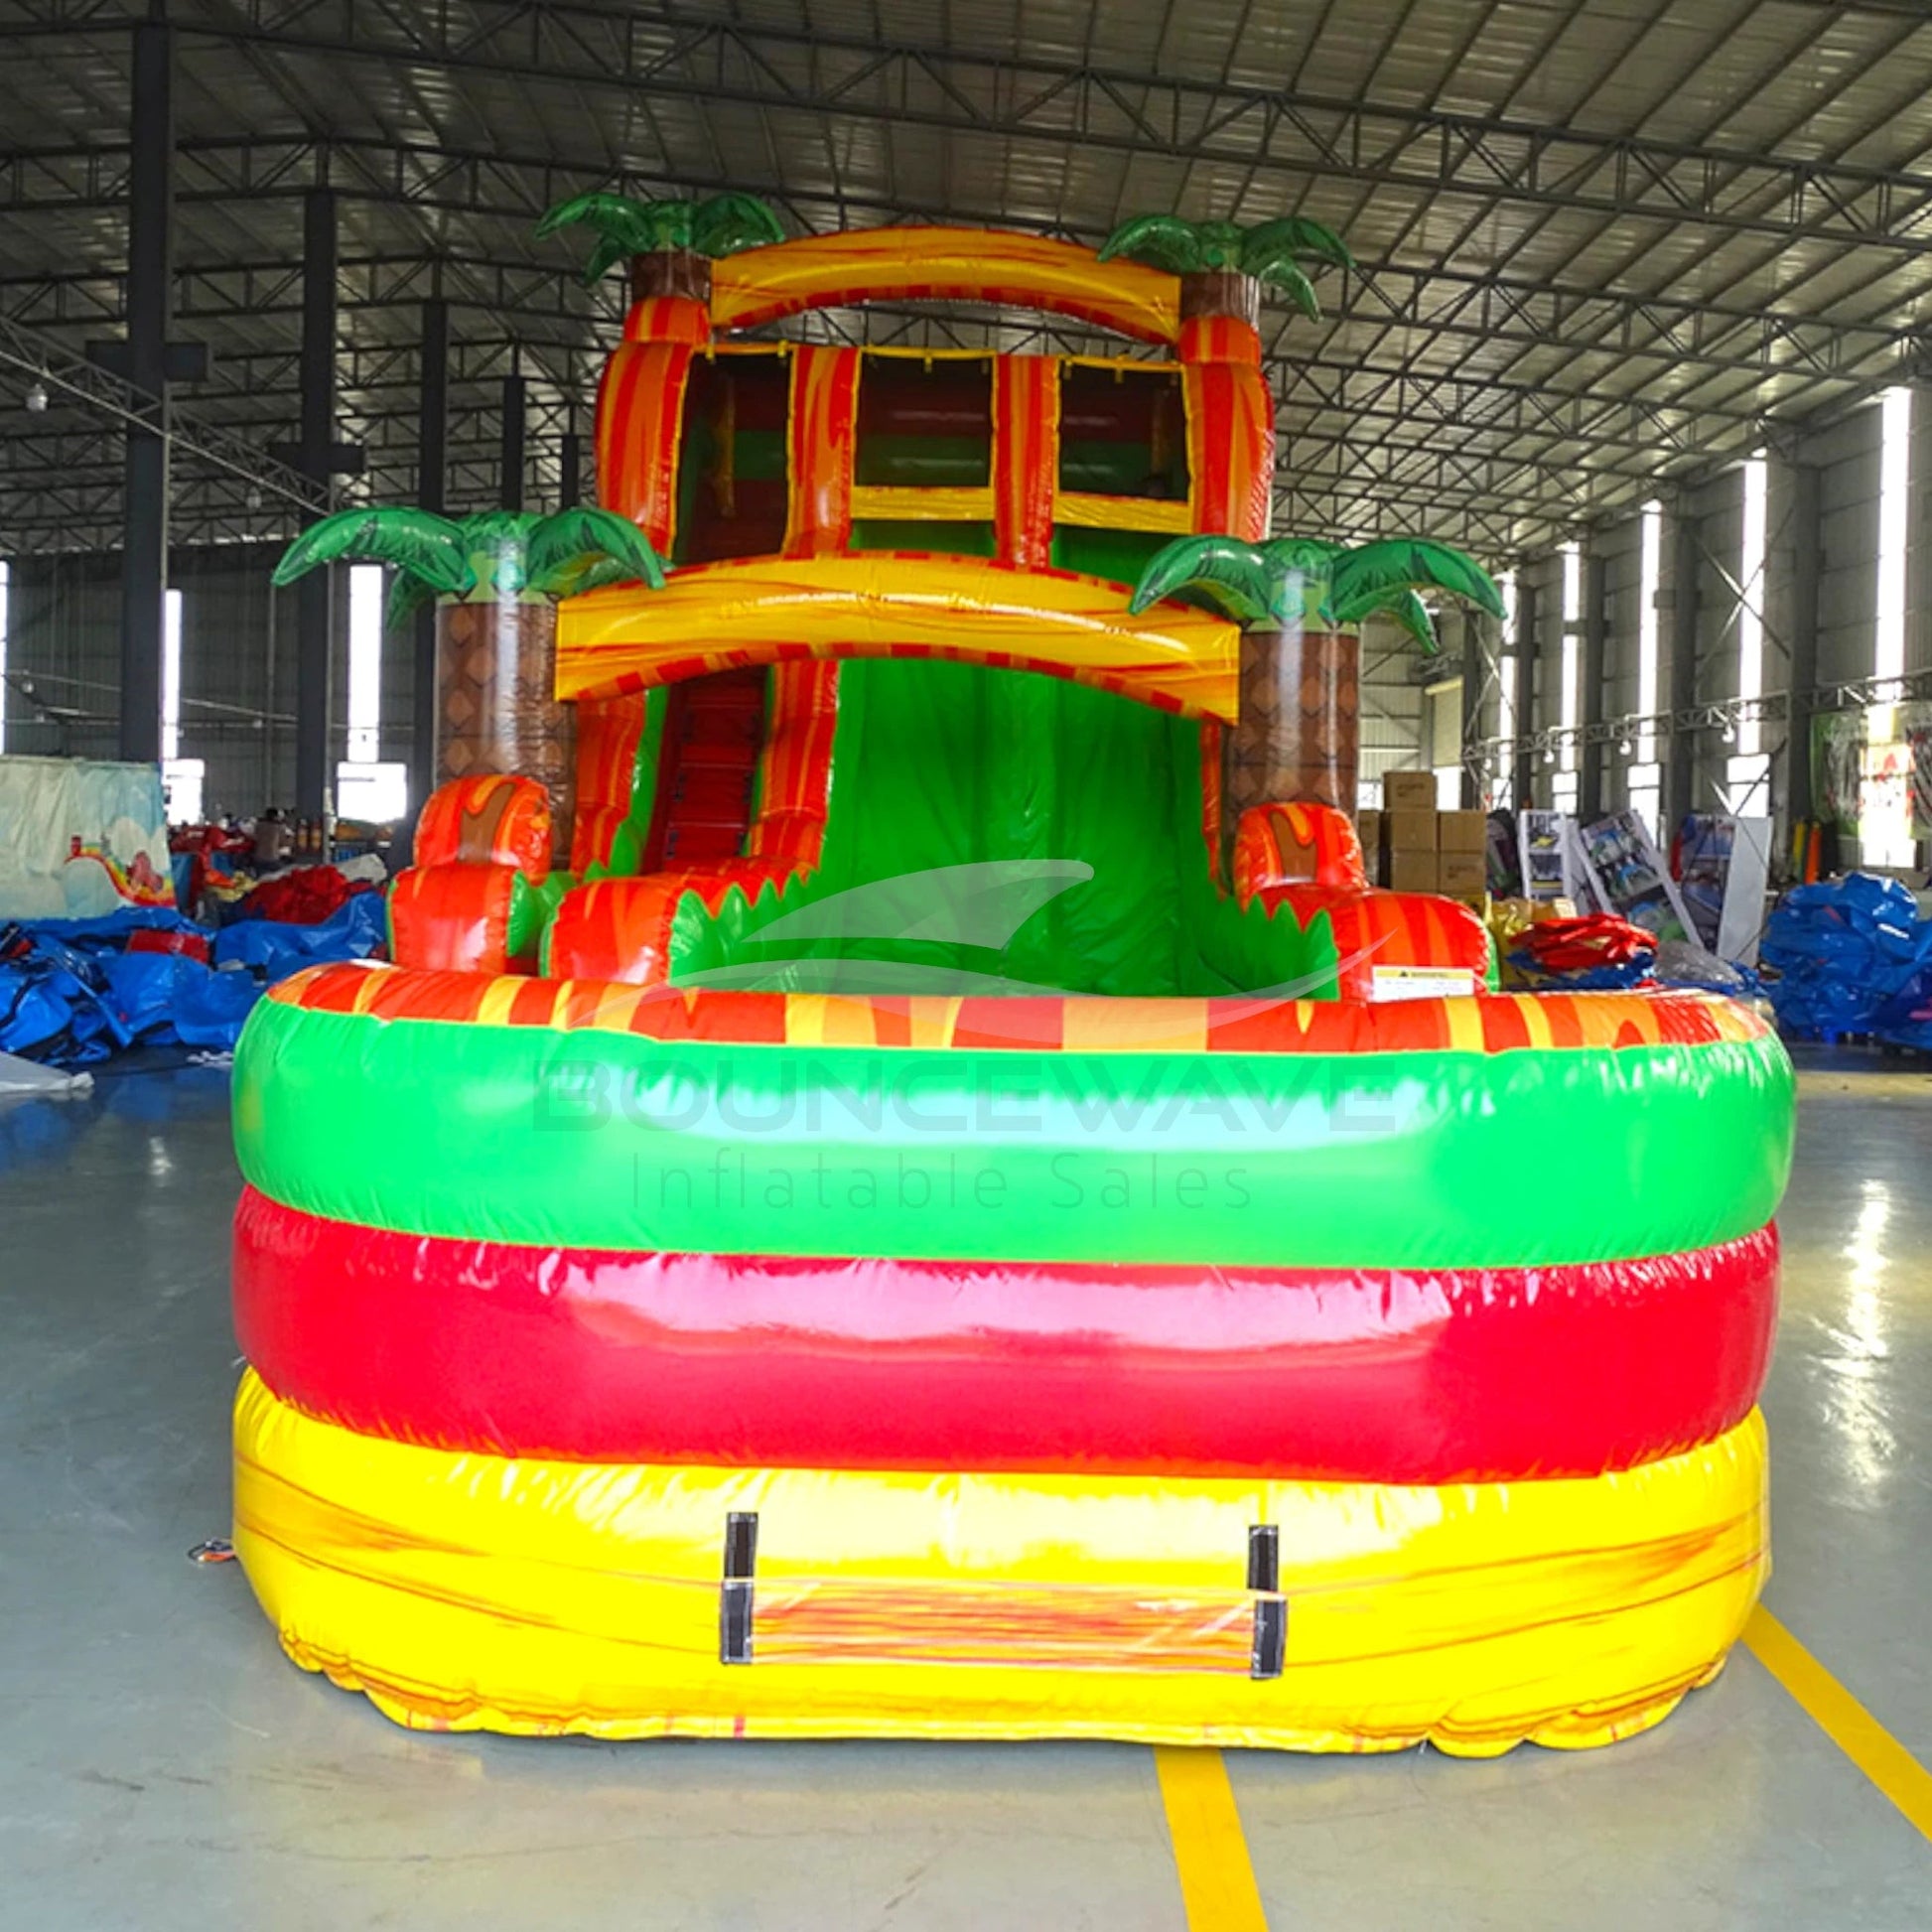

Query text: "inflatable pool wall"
[233, 213, 1795, 1753]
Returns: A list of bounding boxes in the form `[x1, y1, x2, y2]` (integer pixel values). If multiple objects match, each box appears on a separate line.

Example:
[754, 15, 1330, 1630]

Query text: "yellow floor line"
[1744, 1605, 1932, 1839]
[1153, 1746, 1270, 1931]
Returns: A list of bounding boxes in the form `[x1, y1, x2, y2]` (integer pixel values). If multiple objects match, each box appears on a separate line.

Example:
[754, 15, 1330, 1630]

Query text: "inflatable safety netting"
[230, 210, 1795, 1755]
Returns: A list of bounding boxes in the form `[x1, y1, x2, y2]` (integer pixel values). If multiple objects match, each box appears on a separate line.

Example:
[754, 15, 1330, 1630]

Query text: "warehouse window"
[1875, 388, 1911, 685]
[1628, 501, 1662, 834]
[1636, 502, 1661, 759]
[1736, 458, 1766, 755]
[337, 563, 408, 823]
[1495, 570, 1516, 810]
[1057, 364, 1188, 500]
[160, 588, 204, 824]
[1554, 543, 1581, 814]
[1864, 389, 1916, 865]
[1725, 458, 1772, 814]
[345, 565, 382, 762]
[675, 350, 791, 564]
[855, 354, 992, 488]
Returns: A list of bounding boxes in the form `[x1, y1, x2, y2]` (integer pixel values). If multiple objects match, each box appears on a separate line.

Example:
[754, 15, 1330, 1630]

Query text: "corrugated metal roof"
[4, 0, 1932, 556]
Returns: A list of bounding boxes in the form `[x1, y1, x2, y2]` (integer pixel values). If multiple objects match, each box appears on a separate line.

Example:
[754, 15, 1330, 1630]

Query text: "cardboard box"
[1382, 769, 1438, 812]
[1438, 851, 1488, 897]
[1354, 809, 1381, 873]
[1385, 850, 1439, 894]
[1382, 808, 1438, 853]
[1438, 810, 1488, 854]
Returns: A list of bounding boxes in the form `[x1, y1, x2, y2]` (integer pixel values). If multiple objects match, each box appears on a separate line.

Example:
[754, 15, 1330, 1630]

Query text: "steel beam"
[1580, 549, 1609, 820]
[500, 365, 525, 510]
[1458, 616, 1484, 810]
[113, 15, 173, 765]
[95, 8, 1932, 254]
[4, 233, 1911, 389]
[1513, 578, 1538, 812]
[1783, 464, 1823, 828]
[412, 293, 447, 813]
[293, 188, 337, 819]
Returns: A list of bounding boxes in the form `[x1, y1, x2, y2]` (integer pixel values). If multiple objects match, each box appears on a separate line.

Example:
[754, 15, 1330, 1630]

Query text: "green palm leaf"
[536, 191, 642, 240]
[383, 571, 439, 632]
[1129, 535, 1284, 625]
[272, 507, 470, 595]
[1248, 257, 1320, 320]
[1327, 539, 1504, 646]
[560, 556, 652, 597]
[454, 509, 539, 599]
[1262, 536, 1343, 577]
[583, 231, 635, 284]
[526, 508, 667, 596]
[1239, 218, 1353, 272]
[690, 193, 785, 257]
[1097, 215, 1207, 275]
[537, 193, 695, 282]
[1378, 589, 1440, 653]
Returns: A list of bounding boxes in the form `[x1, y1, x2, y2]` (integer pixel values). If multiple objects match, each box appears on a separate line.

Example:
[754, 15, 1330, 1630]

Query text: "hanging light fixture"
[23, 379, 49, 413]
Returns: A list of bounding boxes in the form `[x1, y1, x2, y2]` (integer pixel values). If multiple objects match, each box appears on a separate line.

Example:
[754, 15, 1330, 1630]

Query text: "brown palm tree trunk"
[630, 248, 711, 305]
[1226, 622, 1359, 833]
[1178, 269, 1261, 333]
[435, 598, 576, 866]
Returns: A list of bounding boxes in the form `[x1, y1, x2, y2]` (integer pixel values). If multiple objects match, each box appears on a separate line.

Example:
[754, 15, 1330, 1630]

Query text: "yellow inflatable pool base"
[233, 1374, 1767, 1756]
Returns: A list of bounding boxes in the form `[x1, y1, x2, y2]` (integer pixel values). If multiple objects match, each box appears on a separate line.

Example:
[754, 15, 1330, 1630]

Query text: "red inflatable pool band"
[234, 1188, 1776, 1484]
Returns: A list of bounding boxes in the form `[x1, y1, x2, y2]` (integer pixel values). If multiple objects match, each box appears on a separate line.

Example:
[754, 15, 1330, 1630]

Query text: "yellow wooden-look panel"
[1053, 489, 1195, 533]
[234, 1373, 1767, 1754]
[847, 484, 997, 523]
[557, 552, 1240, 719]
[709, 228, 1179, 345]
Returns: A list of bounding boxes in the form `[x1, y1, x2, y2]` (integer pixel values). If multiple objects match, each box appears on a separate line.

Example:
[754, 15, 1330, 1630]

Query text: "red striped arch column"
[594, 343, 697, 551]
[1180, 315, 1273, 545]
[993, 355, 1059, 570]
[783, 345, 862, 557]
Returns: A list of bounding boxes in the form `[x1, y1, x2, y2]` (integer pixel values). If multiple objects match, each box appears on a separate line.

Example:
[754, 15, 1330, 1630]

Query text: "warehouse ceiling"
[4, 0, 1932, 560]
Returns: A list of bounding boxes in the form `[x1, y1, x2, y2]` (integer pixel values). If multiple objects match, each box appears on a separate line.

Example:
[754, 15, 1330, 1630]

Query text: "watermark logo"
[534, 858, 1408, 1156]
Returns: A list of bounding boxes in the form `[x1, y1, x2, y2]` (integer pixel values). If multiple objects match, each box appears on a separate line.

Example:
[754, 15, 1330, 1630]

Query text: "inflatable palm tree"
[1132, 534, 1503, 819]
[537, 191, 784, 302]
[1098, 214, 1352, 330]
[275, 508, 664, 851]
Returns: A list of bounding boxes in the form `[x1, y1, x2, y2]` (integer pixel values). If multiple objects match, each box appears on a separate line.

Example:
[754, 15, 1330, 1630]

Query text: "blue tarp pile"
[1760, 873, 1932, 1042]
[0, 894, 385, 1067]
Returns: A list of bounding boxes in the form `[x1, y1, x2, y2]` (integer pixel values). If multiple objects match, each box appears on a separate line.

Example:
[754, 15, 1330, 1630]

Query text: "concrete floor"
[1, 1047, 1927, 1929]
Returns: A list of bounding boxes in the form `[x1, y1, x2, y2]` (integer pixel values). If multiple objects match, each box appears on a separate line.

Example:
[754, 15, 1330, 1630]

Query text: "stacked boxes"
[1363, 773, 1489, 903]
[1438, 810, 1488, 901]
[1380, 769, 1439, 893]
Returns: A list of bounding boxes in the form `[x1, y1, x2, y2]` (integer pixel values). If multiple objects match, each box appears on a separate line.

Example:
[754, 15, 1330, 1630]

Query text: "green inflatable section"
[669, 656, 1337, 1000]
[234, 999, 1795, 1268]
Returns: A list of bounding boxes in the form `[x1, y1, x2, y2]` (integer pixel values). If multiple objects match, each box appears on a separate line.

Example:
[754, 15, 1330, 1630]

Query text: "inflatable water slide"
[231, 203, 1794, 1753]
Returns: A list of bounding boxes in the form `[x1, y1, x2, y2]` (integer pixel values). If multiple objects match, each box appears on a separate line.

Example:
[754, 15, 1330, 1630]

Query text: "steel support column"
[1458, 613, 1484, 809]
[1512, 578, 1538, 811]
[1581, 548, 1609, 820]
[293, 188, 338, 818]
[1783, 465, 1822, 830]
[1667, 512, 1703, 824]
[115, 16, 174, 765]
[412, 294, 448, 814]
[501, 367, 526, 510]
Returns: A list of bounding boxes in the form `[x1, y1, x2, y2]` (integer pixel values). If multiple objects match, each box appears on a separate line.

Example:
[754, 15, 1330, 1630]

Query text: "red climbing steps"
[641, 667, 768, 871]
